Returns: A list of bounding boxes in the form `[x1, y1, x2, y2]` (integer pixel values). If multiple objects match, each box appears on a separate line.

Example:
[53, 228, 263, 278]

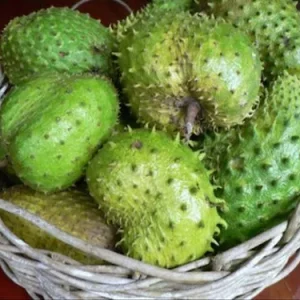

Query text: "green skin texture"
[87, 129, 226, 268]
[0, 7, 114, 85]
[115, 12, 261, 136]
[203, 73, 300, 249]
[0, 185, 116, 264]
[207, 0, 300, 79]
[0, 73, 119, 193]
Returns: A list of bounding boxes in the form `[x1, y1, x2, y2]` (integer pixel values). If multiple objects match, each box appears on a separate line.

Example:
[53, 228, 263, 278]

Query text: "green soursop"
[87, 129, 226, 268]
[114, 11, 261, 138]
[0, 185, 116, 264]
[0, 7, 114, 85]
[206, 0, 300, 79]
[203, 72, 300, 249]
[0, 73, 119, 193]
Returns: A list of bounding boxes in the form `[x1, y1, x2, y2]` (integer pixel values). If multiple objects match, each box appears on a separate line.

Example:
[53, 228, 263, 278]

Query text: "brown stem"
[176, 97, 201, 141]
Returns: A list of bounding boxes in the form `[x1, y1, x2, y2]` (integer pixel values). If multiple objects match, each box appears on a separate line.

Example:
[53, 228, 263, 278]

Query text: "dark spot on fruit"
[145, 189, 150, 195]
[98, 106, 102, 111]
[131, 140, 143, 149]
[169, 221, 174, 229]
[150, 148, 158, 153]
[131, 164, 137, 172]
[257, 202, 264, 209]
[167, 178, 174, 185]
[147, 170, 153, 177]
[76, 120, 81, 126]
[118, 196, 122, 201]
[179, 241, 185, 247]
[294, 113, 300, 119]
[259, 216, 266, 223]
[188, 254, 194, 261]
[253, 147, 261, 155]
[189, 186, 198, 195]
[230, 89, 235, 94]
[44, 134, 50, 139]
[198, 220, 205, 228]
[59, 51, 68, 57]
[57, 155, 62, 160]
[261, 163, 271, 170]
[238, 206, 246, 213]
[90, 66, 100, 73]
[180, 203, 187, 211]
[238, 222, 244, 227]
[270, 180, 277, 186]
[283, 119, 289, 127]
[60, 140, 65, 145]
[117, 180, 122, 186]
[289, 173, 296, 181]
[291, 135, 300, 142]
[132, 184, 138, 189]
[156, 192, 162, 199]
[235, 52, 240, 57]
[157, 246, 161, 251]
[56, 41, 62, 47]
[174, 157, 181, 163]
[56, 117, 61, 122]
[273, 199, 279, 205]
[273, 142, 281, 149]
[235, 186, 243, 193]
[281, 157, 289, 164]
[171, 255, 175, 262]
[255, 185, 263, 191]
[43, 173, 47, 178]
[161, 236, 165, 243]
[30, 155, 35, 159]
[145, 245, 149, 251]
[93, 45, 104, 53]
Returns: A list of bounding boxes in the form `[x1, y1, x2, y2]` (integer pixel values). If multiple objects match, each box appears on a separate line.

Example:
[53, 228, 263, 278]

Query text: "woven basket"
[1, 1, 300, 299]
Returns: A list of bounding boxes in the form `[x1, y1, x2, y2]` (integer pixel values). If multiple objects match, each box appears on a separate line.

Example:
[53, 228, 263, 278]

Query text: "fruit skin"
[202, 72, 300, 249]
[0, 7, 114, 85]
[207, 0, 300, 79]
[87, 129, 226, 268]
[0, 73, 119, 193]
[0, 185, 117, 264]
[114, 11, 261, 137]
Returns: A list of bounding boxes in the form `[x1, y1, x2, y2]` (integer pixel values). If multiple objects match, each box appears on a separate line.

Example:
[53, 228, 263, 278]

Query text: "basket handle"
[72, 0, 133, 13]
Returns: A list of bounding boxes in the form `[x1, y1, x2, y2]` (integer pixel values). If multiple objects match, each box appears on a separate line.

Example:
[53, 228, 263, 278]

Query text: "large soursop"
[114, 11, 261, 138]
[0, 185, 116, 264]
[87, 129, 226, 268]
[0, 73, 119, 193]
[203, 72, 300, 249]
[206, 0, 300, 79]
[0, 7, 114, 85]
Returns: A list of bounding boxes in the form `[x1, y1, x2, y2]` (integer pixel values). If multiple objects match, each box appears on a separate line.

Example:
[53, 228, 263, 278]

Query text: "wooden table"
[0, 0, 299, 299]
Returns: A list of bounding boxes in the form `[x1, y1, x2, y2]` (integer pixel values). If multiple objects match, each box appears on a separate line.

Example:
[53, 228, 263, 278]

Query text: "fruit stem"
[180, 97, 201, 141]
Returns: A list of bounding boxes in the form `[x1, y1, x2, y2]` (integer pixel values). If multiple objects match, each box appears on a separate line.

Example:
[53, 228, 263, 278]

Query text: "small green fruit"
[87, 129, 226, 268]
[203, 72, 300, 249]
[0, 7, 114, 84]
[0, 185, 117, 264]
[0, 73, 119, 193]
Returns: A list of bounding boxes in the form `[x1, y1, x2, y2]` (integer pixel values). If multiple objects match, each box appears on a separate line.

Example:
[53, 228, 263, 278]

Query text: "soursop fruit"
[0, 7, 114, 85]
[87, 129, 226, 268]
[0, 185, 116, 264]
[203, 72, 300, 249]
[114, 11, 261, 138]
[0, 73, 119, 193]
[206, 0, 300, 79]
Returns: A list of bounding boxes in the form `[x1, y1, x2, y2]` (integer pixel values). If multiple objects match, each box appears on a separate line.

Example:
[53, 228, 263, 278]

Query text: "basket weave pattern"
[0, 14, 300, 298]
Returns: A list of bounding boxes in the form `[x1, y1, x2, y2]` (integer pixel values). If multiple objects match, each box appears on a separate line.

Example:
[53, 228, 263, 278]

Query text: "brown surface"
[0, 0, 299, 299]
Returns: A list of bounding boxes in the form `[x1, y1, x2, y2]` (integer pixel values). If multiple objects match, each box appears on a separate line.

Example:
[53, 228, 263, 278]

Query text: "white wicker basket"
[0, 1, 300, 299]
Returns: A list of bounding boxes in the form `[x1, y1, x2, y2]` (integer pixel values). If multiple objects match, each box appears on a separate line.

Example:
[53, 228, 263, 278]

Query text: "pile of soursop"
[0, 0, 299, 268]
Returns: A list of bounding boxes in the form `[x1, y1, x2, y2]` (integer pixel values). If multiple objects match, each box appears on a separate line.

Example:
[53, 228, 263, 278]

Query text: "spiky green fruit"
[0, 73, 119, 193]
[87, 129, 226, 268]
[207, 0, 300, 79]
[202, 72, 300, 249]
[114, 12, 261, 138]
[0, 185, 116, 264]
[0, 7, 113, 85]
